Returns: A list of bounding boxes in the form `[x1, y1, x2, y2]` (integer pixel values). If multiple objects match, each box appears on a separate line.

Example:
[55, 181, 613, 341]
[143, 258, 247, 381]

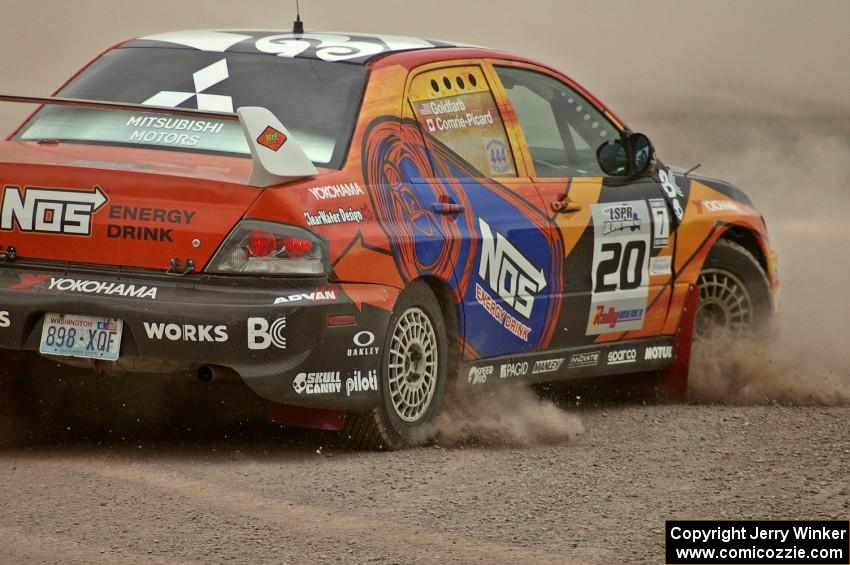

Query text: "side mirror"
[596, 132, 654, 177]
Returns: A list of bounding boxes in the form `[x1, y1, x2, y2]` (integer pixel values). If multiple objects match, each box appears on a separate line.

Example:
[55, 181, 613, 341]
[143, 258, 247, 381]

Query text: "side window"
[495, 66, 621, 177]
[408, 65, 517, 177]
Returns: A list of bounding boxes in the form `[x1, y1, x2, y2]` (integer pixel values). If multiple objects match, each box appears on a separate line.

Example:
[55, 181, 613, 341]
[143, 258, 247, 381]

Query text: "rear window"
[15, 48, 368, 168]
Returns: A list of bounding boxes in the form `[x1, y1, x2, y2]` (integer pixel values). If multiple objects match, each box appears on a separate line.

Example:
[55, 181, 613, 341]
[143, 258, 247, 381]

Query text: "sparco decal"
[308, 183, 365, 200]
[607, 349, 637, 366]
[345, 369, 378, 396]
[478, 218, 547, 319]
[347, 331, 378, 357]
[49, 278, 157, 300]
[292, 371, 341, 395]
[532, 358, 564, 375]
[143, 322, 228, 343]
[468, 365, 493, 385]
[568, 351, 600, 370]
[247, 317, 287, 350]
[1, 186, 107, 236]
[499, 361, 529, 379]
[645, 345, 673, 360]
[274, 290, 336, 304]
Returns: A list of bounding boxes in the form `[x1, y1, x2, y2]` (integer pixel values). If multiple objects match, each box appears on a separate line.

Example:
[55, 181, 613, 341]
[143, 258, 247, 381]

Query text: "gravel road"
[1, 399, 848, 564]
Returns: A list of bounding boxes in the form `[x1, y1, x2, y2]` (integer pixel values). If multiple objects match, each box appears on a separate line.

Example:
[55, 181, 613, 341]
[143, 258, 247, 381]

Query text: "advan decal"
[587, 200, 650, 335]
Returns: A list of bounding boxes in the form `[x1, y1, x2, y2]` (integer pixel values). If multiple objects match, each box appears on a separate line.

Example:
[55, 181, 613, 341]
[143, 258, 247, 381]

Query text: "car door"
[401, 62, 564, 363]
[490, 63, 676, 351]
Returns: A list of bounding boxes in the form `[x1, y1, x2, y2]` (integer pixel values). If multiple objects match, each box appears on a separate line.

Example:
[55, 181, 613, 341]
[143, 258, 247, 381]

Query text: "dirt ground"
[0, 401, 847, 564]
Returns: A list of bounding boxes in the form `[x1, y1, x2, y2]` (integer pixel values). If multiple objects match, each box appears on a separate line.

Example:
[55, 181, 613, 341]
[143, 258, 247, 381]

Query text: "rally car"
[0, 30, 778, 449]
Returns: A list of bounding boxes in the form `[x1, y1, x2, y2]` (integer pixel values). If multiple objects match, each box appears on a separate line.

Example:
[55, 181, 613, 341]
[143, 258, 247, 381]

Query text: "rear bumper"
[0, 265, 397, 409]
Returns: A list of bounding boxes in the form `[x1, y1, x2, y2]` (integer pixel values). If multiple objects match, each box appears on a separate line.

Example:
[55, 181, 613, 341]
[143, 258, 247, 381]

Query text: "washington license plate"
[39, 313, 123, 361]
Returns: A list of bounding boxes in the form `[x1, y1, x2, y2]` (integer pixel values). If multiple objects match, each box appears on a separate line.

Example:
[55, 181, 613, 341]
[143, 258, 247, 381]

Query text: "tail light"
[206, 220, 327, 275]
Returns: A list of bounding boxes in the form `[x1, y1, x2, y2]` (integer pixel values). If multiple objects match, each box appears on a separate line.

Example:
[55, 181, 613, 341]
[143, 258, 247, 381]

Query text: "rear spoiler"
[0, 95, 317, 188]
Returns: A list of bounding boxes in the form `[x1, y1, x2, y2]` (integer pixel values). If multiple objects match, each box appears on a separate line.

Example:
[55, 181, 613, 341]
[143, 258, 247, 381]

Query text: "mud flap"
[659, 284, 699, 399]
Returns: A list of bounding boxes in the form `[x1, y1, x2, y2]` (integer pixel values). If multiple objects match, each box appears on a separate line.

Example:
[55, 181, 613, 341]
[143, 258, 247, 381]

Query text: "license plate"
[39, 313, 123, 361]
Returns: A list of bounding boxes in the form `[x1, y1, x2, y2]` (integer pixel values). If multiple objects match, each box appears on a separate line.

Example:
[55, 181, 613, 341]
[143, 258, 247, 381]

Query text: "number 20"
[595, 241, 646, 293]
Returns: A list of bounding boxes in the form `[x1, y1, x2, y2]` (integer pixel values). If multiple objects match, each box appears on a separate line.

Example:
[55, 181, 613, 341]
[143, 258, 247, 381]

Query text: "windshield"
[15, 47, 368, 168]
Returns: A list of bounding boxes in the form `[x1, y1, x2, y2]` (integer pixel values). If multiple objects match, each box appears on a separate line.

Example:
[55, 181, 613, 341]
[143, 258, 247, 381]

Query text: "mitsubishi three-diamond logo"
[144, 59, 233, 112]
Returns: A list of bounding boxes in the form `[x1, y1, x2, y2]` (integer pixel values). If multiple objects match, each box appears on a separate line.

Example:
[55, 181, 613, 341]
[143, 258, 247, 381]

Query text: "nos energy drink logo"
[462, 185, 557, 357]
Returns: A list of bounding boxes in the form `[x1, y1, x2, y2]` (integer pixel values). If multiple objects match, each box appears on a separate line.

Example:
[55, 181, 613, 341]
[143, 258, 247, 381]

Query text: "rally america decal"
[587, 200, 650, 335]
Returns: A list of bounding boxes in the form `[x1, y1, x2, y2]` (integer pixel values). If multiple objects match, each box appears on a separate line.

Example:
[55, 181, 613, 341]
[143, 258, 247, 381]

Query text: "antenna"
[684, 163, 702, 178]
[293, 0, 304, 34]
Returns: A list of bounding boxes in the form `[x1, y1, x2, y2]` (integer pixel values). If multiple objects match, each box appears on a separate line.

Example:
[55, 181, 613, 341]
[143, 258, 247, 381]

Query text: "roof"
[125, 30, 469, 64]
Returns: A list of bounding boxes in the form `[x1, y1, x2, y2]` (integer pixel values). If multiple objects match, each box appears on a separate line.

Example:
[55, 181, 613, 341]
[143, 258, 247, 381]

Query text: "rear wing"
[0, 95, 317, 188]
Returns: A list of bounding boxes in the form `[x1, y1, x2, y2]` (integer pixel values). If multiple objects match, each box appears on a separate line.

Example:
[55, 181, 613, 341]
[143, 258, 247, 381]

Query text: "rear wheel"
[343, 281, 448, 450]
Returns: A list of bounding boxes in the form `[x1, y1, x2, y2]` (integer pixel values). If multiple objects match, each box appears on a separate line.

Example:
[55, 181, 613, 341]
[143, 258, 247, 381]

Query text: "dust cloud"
[429, 383, 585, 447]
[645, 112, 850, 406]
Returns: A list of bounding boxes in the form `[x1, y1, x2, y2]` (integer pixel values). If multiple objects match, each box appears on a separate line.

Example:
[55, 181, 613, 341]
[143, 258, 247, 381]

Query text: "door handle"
[431, 202, 465, 215]
[551, 200, 582, 213]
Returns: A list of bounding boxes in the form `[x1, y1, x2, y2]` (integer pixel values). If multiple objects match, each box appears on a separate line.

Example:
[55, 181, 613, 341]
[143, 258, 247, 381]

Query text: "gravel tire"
[695, 238, 772, 343]
[342, 281, 449, 450]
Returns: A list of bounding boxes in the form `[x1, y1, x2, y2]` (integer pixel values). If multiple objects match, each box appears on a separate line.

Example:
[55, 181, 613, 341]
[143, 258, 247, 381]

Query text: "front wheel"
[659, 238, 772, 400]
[695, 238, 772, 344]
[343, 281, 449, 450]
